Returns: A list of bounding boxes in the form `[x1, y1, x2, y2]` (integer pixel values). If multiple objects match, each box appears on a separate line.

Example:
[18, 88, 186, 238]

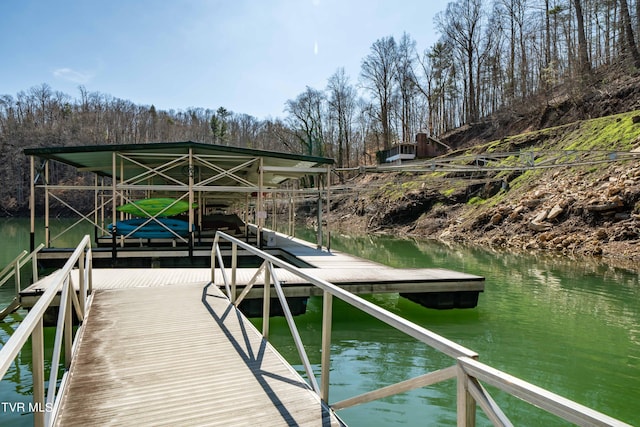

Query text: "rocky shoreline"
[315, 162, 640, 270]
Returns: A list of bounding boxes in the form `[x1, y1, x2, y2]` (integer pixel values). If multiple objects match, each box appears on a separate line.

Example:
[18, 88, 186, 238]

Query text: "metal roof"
[24, 141, 333, 189]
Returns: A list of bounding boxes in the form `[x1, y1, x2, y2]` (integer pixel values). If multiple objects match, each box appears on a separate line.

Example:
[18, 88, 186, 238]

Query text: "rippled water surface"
[0, 220, 638, 426]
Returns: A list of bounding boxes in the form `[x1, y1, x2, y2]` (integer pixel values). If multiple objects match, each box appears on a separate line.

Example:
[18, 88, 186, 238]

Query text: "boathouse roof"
[24, 141, 334, 188]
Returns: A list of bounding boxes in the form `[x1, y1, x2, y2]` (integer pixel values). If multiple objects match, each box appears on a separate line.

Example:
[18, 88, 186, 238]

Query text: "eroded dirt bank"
[306, 161, 640, 268]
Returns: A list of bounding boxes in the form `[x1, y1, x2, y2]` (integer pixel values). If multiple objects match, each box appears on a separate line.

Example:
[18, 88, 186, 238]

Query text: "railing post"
[64, 279, 73, 369]
[78, 250, 86, 316]
[87, 249, 93, 296]
[31, 318, 45, 427]
[321, 291, 333, 402]
[457, 359, 476, 427]
[32, 251, 39, 283]
[14, 260, 21, 296]
[262, 264, 270, 339]
[211, 234, 218, 286]
[231, 242, 237, 303]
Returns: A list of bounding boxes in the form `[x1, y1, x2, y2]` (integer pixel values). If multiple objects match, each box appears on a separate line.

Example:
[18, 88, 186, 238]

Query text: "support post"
[326, 168, 331, 252]
[321, 291, 333, 402]
[231, 242, 237, 303]
[111, 152, 117, 265]
[94, 174, 98, 244]
[211, 235, 218, 286]
[31, 319, 45, 427]
[316, 183, 323, 250]
[78, 250, 85, 315]
[119, 160, 124, 221]
[272, 192, 276, 231]
[188, 148, 194, 259]
[14, 261, 21, 296]
[258, 157, 264, 248]
[44, 161, 50, 248]
[245, 193, 250, 242]
[288, 196, 294, 237]
[100, 177, 105, 235]
[457, 361, 476, 427]
[262, 264, 270, 338]
[64, 282, 72, 369]
[30, 156, 35, 252]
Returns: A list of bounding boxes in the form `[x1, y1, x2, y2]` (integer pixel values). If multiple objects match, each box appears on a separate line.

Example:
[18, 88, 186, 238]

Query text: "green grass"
[467, 196, 485, 205]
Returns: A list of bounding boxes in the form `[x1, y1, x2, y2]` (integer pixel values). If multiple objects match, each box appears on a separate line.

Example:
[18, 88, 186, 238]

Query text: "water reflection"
[285, 230, 640, 426]
[0, 221, 637, 426]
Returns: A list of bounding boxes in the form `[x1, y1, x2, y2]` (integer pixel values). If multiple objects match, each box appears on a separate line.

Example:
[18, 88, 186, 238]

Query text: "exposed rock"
[490, 213, 503, 225]
[595, 229, 608, 240]
[538, 232, 554, 242]
[319, 160, 640, 264]
[523, 198, 545, 207]
[585, 196, 624, 212]
[533, 210, 549, 223]
[529, 220, 552, 232]
[547, 204, 564, 220]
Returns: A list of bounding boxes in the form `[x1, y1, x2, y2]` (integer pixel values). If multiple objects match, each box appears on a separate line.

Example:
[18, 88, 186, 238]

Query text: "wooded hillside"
[2, 0, 640, 215]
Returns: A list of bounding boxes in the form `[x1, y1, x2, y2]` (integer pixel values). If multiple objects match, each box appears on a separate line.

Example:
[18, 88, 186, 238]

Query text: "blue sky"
[0, 0, 450, 120]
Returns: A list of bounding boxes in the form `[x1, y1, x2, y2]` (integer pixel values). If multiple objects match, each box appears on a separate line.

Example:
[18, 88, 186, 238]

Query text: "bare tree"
[619, 0, 640, 68]
[285, 86, 326, 156]
[438, 0, 484, 124]
[360, 36, 398, 150]
[327, 68, 356, 168]
[395, 33, 418, 143]
[572, 0, 592, 77]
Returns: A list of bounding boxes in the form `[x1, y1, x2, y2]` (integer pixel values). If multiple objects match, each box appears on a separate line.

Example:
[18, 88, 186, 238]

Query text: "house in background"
[377, 132, 451, 164]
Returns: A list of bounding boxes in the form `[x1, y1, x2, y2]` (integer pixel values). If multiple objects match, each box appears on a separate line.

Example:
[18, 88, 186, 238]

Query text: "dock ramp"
[54, 283, 343, 426]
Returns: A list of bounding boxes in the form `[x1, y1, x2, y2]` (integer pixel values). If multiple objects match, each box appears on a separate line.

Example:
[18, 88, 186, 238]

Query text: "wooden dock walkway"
[22, 234, 484, 309]
[23, 265, 482, 298]
[54, 282, 344, 426]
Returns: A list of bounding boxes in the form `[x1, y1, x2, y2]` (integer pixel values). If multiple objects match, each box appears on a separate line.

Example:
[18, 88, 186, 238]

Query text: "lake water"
[0, 218, 638, 426]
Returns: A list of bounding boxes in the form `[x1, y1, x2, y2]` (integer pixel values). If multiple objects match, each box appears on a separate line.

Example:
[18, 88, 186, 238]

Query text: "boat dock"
[54, 282, 343, 426]
[20, 230, 485, 314]
[4, 142, 630, 426]
[1, 233, 631, 427]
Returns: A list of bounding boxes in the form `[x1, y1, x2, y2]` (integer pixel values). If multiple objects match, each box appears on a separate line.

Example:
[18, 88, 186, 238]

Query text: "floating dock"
[21, 231, 484, 315]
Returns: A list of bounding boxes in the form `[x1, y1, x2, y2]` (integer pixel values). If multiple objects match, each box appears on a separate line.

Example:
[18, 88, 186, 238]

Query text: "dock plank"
[54, 283, 343, 426]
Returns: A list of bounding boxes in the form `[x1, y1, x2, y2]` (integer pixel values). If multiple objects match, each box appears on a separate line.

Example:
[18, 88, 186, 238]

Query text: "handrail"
[211, 230, 632, 427]
[457, 357, 630, 427]
[0, 250, 27, 288]
[0, 236, 93, 427]
[0, 243, 45, 320]
[0, 243, 44, 289]
[211, 231, 476, 359]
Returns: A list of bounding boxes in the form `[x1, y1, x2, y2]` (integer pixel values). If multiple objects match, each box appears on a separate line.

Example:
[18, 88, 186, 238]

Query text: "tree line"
[277, 0, 640, 167]
[1, 0, 639, 214]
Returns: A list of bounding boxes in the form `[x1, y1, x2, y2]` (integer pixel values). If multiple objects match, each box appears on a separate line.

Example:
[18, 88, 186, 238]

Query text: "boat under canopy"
[108, 218, 194, 239]
[116, 197, 197, 217]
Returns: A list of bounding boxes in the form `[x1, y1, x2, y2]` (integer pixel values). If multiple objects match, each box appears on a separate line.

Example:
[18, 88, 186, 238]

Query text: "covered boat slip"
[24, 141, 334, 253]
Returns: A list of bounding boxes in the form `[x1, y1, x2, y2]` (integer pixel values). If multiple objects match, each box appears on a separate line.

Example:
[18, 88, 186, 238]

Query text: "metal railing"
[0, 235, 93, 427]
[211, 230, 631, 427]
[0, 243, 45, 320]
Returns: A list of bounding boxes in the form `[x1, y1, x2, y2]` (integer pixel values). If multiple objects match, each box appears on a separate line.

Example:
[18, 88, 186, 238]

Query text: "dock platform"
[22, 233, 484, 312]
[54, 282, 344, 426]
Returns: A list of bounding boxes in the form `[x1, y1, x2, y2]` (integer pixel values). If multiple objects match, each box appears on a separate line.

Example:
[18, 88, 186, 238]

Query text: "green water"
[0, 219, 638, 426]
[260, 229, 640, 426]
